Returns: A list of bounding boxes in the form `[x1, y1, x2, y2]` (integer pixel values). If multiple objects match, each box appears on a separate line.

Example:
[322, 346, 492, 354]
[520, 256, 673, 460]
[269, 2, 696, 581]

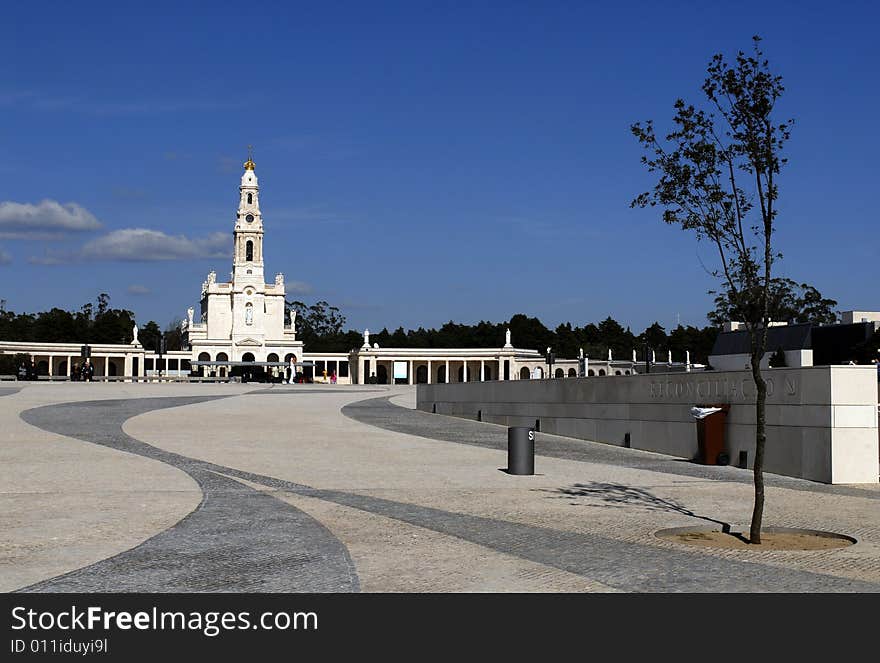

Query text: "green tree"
[164, 318, 185, 351]
[708, 277, 837, 326]
[507, 314, 554, 355]
[639, 322, 668, 357]
[632, 37, 791, 544]
[138, 321, 162, 352]
[768, 347, 786, 367]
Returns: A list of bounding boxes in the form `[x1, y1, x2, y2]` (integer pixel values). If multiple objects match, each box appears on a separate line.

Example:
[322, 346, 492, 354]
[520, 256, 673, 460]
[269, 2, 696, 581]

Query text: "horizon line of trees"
[290, 300, 721, 361]
[0, 277, 842, 365]
[0, 294, 183, 353]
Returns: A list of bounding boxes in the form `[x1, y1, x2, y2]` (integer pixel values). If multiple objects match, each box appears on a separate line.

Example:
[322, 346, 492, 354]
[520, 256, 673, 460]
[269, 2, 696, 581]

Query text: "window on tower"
[246, 240, 253, 261]
[247, 193, 253, 205]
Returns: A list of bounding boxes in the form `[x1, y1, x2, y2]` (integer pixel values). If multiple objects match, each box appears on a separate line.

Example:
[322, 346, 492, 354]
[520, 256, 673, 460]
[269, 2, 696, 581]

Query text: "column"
[104, 356, 110, 376]
[445, 359, 450, 383]
[462, 360, 467, 383]
[66, 356, 72, 377]
[480, 360, 485, 382]
[499, 358, 504, 381]
[48, 355, 55, 377]
[408, 360, 413, 385]
[427, 360, 432, 384]
[358, 355, 365, 384]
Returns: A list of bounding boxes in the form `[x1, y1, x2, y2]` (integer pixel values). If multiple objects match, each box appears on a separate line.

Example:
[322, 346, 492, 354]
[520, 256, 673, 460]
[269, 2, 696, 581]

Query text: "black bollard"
[507, 426, 535, 475]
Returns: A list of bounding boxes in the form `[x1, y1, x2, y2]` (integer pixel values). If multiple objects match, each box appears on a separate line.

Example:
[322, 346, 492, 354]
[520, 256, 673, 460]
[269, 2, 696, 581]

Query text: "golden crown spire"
[244, 144, 256, 170]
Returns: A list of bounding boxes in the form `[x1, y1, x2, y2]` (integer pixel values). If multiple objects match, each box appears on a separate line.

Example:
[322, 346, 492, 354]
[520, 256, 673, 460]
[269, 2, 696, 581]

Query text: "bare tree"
[631, 36, 792, 543]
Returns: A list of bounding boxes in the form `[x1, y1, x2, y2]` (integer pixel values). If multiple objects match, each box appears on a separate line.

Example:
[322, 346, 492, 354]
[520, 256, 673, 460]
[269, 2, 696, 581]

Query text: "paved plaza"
[1, 383, 879, 593]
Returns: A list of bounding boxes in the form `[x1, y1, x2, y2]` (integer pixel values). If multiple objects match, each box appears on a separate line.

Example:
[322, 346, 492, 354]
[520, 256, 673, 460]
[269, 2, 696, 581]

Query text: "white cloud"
[127, 284, 151, 295]
[27, 253, 67, 265]
[0, 200, 102, 239]
[0, 248, 11, 265]
[286, 281, 313, 295]
[79, 229, 230, 262]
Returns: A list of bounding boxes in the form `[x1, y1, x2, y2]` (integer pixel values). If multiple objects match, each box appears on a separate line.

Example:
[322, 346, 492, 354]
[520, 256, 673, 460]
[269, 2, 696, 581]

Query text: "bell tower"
[233, 146, 264, 286]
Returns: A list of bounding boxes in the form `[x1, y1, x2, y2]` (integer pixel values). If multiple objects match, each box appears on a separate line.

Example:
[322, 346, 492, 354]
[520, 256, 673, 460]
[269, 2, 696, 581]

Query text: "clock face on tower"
[245, 214, 254, 223]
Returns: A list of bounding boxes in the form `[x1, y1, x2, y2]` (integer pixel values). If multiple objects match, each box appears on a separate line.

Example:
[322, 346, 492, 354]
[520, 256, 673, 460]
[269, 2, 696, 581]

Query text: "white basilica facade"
[1, 156, 639, 384]
[184, 155, 304, 372]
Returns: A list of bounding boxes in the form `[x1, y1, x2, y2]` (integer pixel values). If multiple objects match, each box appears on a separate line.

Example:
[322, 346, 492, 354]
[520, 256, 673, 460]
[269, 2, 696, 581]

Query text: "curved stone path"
[14, 391, 880, 593]
[19, 397, 359, 593]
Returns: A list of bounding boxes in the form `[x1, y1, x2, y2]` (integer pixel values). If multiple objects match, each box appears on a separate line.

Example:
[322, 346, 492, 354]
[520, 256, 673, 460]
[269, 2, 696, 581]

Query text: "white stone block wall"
[417, 366, 879, 484]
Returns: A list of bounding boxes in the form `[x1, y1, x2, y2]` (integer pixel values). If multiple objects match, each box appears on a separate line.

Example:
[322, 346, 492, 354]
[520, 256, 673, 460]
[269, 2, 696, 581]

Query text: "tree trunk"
[750, 355, 767, 544]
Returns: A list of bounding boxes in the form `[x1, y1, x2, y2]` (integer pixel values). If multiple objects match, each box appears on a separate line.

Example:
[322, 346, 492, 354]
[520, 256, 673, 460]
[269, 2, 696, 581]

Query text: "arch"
[588, 369, 595, 376]
[247, 192, 253, 205]
[437, 365, 446, 383]
[241, 352, 255, 362]
[266, 353, 280, 381]
[216, 352, 229, 378]
[568, 368, 577, 377]
[246, 240, 254, 261]
[284, 353, 297, 363]
[520, 367, 531, 379]
[483, 365, 492, 381]
[598, 369, 606, 376]
[376, 364, 388, 384]
[458, 366, 465, 382]
[416, 365, 428, 384]
[555, 368, 564, 378]
[197, 354, 210, 377]
[625, 370, 631, 375]
[59, 360, 67, 376]
[108, 360, 118, 376]
[37, 360, 49, 376]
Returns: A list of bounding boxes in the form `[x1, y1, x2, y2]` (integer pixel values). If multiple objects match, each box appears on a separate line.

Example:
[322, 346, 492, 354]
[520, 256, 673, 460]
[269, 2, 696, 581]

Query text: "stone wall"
[416, 366, 879, 484]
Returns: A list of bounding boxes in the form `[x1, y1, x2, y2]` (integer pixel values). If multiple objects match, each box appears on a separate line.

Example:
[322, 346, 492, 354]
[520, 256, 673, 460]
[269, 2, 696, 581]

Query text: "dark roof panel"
[711, 323, 813, 356]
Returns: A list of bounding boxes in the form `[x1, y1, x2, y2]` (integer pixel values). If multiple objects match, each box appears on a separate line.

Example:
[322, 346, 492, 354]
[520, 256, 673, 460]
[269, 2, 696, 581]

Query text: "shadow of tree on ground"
[541, 482, 733, 534]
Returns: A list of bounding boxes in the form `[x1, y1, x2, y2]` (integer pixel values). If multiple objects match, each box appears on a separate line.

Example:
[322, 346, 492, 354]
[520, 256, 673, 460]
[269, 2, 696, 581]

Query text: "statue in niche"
[245, 303, 253, 325]
[187, 307, 194, 326]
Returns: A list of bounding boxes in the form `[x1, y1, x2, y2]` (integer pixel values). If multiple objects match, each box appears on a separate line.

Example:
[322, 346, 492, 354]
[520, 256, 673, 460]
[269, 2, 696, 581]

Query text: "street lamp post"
[157, 334, 166, 378]
[545, 346, 556, 379]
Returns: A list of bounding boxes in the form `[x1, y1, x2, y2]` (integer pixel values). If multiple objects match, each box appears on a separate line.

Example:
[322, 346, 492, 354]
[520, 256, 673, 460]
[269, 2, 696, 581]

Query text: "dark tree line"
[0, 294, 136, 345]
[0, 281, 838, 366]
[285, 301, 723, 363]
[0, 294, 184, 354]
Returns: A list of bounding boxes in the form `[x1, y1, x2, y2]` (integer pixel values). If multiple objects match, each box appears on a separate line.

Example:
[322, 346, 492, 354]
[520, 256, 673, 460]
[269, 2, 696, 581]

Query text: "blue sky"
[2, 1, 877, 334]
